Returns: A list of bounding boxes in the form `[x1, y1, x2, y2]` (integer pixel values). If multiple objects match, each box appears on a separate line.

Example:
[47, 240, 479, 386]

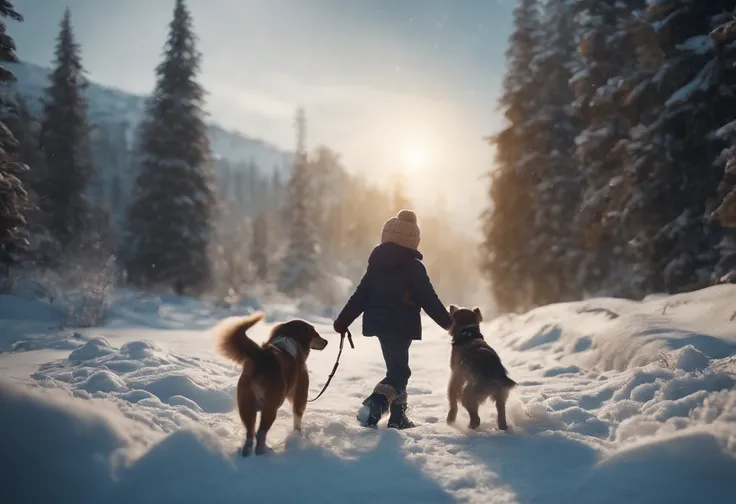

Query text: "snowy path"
[1, 287, 735, 503]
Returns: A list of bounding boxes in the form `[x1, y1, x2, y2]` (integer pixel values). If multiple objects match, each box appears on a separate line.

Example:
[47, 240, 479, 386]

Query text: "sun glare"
[404, 145, 429, 172]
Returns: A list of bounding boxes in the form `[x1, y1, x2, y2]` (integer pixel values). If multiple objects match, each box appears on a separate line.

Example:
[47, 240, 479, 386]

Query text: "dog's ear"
[276, 320, 312, 349]
[449, 304, 459, 315]
[473, 307, 483, 322]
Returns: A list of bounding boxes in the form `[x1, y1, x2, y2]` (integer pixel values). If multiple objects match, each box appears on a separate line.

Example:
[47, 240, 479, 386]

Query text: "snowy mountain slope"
[4, 61, 293, 173]
[0, 286, 735, 503]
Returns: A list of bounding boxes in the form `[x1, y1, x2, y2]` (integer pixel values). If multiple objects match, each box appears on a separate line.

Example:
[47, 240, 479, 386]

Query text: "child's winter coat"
[334, 242, 452, 340]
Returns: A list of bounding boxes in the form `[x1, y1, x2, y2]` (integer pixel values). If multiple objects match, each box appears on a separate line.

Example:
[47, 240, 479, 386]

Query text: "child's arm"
[333, 273, 369, 333]
[408, 261, 452, 330]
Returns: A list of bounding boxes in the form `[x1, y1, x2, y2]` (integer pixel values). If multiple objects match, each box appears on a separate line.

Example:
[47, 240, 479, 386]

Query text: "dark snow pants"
[373, 337, 412, 404]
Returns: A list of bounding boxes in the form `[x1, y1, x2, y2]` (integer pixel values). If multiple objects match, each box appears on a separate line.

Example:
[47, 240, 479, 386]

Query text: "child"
[333, 209, 452, 429]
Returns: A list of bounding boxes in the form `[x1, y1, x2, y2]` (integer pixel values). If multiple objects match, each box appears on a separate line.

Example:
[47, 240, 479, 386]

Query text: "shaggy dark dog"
[445, 305, 516, 430]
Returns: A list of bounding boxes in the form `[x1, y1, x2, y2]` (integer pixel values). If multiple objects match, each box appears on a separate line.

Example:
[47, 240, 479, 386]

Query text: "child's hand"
[333, 320, 347, 334]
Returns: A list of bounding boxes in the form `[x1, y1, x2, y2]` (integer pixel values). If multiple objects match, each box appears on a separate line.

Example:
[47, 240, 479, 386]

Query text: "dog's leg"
[290, 369, 309, 433]
[494, 390, 509, 431]
[240, 412, 256, 457]
[461, 385, 481, 430]
[446, 371, 463, 425]
[242, 436, 254, 457]
[255, 404, 278, 455]
[238, 387, 257, 457]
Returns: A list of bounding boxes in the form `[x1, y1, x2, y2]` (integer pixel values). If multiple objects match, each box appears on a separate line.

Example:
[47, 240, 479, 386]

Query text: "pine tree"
[37, 8, 96, 250]
[249, 210, 269, 281]
[711, 106, 736, 283]
[0, 0, 30, 268]
[268, 169, 287, 248]
[278, 108, 320, 294]
[216, 159, 232, 202]
[2, 93, 56, 265]
[525, 0, 583, 303]
[485, 0, 736, 310]
[480, 0, 543, 312]
[270, 170, 283, 207]
[245, 162, 258, 211]
[569, 0, 647, 297]
[232, 168, 244, 210]
[712, 15, 736, 244]
[614, 1, 736, 293]
[308, 146, 348, 265]
[210, 205, 249, 298]
[2, 96, 38, 175]
[124, 0, 216, 295]
[601, 7, 669, 294]
[1, 94, 40, 241]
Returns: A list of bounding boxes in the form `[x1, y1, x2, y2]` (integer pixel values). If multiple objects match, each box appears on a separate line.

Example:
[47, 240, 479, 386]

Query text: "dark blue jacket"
[334, 243, 452, 340]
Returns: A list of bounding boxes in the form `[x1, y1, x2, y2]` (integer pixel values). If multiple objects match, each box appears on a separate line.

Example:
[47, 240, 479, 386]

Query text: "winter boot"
[387, 402, 415, 430]
[357, 392, 390, 427]
[357, 384, 396, 427]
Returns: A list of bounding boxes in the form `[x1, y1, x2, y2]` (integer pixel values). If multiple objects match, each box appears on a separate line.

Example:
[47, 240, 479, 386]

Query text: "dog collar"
[270, 336, 299, 358]
[451, 324, 484, 345]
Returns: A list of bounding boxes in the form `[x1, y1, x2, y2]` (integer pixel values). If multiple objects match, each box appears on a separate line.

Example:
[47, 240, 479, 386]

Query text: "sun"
[403, 145, 429, 172]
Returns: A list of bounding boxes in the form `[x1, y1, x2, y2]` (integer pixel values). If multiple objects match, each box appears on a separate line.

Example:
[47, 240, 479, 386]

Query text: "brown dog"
[446, 305, 516, 431]
[212, 312, 328, 456]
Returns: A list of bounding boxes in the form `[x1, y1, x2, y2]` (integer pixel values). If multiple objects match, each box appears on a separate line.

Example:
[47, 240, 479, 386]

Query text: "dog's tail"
[490, 365, 518, 391]
[478, 365, 517, 395]
[479, 374, 517, 392]
[212, 312, 266, 365]
[469, 348, 517, 392]
[502, 374, 517, 390]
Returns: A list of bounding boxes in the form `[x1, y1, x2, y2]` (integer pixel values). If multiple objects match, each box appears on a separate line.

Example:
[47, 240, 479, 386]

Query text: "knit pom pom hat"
[381, 209, 420, 250]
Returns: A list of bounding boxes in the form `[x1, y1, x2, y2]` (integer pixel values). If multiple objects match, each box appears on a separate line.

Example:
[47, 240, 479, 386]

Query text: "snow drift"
[0, 285, 734, 503]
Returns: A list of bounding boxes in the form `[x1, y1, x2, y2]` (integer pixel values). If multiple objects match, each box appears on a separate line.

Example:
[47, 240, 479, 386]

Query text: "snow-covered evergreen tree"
[525, 0, 583, 303]
[91, 122, 131, 212]
[0, 0, 30, 268]
[245, 162, 258, 209]
[209, 205, 249, 299]
[2, 96, 38, 177]
[270, 170, 284, 209]
[249, 210, 268, 281]
[615, 1, 736, 293]
[569, 0, 646, 297]
[486, 0, 736, 310]
[278, 108, 320, 295]
[124, 0, 215, 295]
[216, 159, 232, 202]
[711, 96, 736, 284]
[480, 0, 543, 312]
[309, 146, 349, 265]
[37, 8, 96, 250]
[712, 15, 736, 240]
[231, 168, 244, 210]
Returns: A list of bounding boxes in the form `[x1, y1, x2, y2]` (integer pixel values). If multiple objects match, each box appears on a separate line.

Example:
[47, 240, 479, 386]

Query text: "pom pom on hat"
[381, 209, 420, 250]
[397, 209, 417, 224]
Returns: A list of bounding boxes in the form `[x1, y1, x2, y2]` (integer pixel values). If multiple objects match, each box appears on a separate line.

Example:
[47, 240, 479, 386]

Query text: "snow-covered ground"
[1, 285, 735, 503]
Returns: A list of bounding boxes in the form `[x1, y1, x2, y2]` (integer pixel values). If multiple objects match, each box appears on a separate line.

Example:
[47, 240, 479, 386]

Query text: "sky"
[10, 0, 514, 231]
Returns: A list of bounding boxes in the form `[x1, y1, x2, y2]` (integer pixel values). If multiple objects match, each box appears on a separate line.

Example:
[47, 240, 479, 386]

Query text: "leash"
[308, 328, 354, 402]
